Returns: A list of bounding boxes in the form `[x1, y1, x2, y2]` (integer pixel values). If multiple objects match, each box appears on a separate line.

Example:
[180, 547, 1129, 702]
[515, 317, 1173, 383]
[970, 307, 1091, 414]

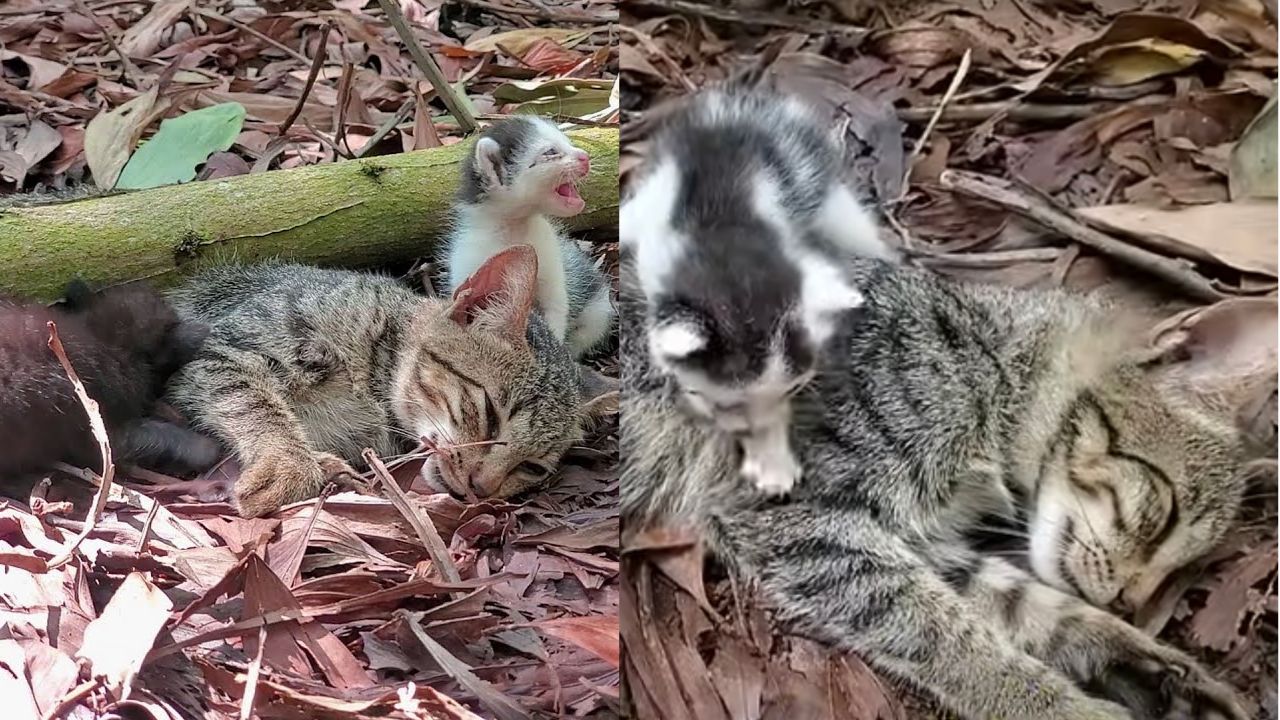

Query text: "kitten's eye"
[530, 148, 560, 167]
[516, 460, 551, 477]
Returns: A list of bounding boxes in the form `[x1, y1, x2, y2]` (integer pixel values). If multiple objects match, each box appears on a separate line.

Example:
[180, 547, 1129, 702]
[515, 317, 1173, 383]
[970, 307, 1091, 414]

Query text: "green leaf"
[116, 103, 246, 190]
[491, 78, 615, 119]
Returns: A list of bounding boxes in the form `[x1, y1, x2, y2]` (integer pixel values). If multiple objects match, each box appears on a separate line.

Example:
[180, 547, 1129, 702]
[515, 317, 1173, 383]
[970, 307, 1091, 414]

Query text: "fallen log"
[0, 126, 619, 301]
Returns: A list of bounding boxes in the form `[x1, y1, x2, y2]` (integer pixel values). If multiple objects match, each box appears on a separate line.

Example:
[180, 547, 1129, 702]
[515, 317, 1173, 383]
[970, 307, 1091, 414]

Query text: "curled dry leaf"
[76, 571, 175, 696]
[533, 615, 621, 668]
[83, 84, 168, 190]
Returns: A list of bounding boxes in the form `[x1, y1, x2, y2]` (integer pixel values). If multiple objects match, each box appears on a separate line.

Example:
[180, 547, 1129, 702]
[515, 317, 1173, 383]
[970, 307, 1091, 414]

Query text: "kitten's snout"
[573, 150, 589, 176]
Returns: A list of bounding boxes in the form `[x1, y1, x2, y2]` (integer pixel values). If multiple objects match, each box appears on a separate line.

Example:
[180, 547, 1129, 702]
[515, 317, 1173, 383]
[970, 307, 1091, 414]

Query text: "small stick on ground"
[939, 170, 1224, 302]
[450, 0, 614, 23]
[73, 0, 144, 88]
[363, 448, 461, 584]
[897, 100, 1119, 125]
[198, 9, 311, 64]
[45, 321, 116, 570]
[239, 624, 269, 720]
[280, 21, 332, 134]
[899, 48, 970, 202]
[375, 0, 478, 134]
[625, 0, 866, 38]
[352, 97, 414, 159]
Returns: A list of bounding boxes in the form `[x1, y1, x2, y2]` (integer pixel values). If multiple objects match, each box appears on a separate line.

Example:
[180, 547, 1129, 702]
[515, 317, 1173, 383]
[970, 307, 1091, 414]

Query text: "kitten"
[0, 281, 218, 479]
[621, 80, 895, 497]
[442, 116, 615, 358]
[165, 247, 614, 518]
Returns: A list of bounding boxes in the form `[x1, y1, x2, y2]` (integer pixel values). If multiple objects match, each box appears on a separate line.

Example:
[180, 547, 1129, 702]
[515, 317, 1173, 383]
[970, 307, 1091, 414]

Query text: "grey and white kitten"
[621, 81, 895, 497]
[442, 116, 614, 358]
[622, 256, 1256, 720]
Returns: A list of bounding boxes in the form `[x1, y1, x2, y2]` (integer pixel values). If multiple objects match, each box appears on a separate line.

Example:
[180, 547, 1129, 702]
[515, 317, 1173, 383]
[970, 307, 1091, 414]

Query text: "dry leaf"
[83, 84, 167, 189]
[464, 28, 591, 55]
[76, 572, 174, 695]
[533, 615, 621, 668]
[1077, 200, 1277, 276]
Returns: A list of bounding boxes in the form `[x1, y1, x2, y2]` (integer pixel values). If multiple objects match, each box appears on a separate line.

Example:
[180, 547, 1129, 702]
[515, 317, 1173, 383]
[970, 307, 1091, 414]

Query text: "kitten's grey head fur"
[458, 116, 590, 218]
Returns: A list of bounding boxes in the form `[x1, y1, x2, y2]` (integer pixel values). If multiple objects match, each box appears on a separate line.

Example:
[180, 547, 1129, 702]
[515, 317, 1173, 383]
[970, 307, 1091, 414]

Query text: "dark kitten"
[0, 281, 219, 479]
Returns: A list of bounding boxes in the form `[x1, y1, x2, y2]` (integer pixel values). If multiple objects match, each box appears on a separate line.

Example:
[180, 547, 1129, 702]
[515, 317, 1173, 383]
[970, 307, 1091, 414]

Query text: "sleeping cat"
[442, 116, 614, 358]
[165, 247, 613, 518]
[622, 257, 1258, 720]
[622, 78, 894, 497]
[0, 281, 218, 479]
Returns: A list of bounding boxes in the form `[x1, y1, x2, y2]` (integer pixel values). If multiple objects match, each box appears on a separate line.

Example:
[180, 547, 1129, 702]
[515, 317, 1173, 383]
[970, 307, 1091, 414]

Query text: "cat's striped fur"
[622, 258, 1253, 719]
[167, 249, 612, 517]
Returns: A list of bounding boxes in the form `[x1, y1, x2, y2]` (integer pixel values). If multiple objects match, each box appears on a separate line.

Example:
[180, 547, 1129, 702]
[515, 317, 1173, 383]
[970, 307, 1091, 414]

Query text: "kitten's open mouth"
[555, 182, 581, 201]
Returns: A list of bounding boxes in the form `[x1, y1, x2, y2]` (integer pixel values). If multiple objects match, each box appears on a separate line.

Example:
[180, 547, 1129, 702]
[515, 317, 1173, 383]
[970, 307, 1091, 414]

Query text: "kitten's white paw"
[543, 305, 569, 340]
[740, 449, 801, 496]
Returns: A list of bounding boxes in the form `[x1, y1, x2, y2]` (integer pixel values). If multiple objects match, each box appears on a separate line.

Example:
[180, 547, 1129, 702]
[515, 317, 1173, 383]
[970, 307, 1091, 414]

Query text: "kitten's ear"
[578, 365, 619, 418]
[474, 136, 504, 188]
[649, 319, 706, 361]
[1144, 298, 1277, 434]
[449, 245, 538, 342]
[62, 277, 96, 311]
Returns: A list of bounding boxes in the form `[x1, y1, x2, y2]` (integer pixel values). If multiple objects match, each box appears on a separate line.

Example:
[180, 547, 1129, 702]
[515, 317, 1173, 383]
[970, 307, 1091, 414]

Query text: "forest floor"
[0, 1, 619, 719]
[620, 0, 1277, 718]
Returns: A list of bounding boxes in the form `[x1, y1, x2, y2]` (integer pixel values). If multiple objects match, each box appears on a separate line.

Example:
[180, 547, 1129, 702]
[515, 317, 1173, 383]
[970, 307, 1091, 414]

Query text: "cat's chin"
[1027, 493, 1072, 594]
[419, 457, 456, 496]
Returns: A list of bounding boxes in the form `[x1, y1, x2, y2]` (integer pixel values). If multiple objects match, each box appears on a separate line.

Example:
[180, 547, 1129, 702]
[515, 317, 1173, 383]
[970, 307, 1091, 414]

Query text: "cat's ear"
[578, 365, 618, 418]
[649, 319, 706, 361]
[474, 136, 504, 188]
[449, 245, 538, 342]
[1143, 298, 1277, 437]
[62, 277, 96, 311]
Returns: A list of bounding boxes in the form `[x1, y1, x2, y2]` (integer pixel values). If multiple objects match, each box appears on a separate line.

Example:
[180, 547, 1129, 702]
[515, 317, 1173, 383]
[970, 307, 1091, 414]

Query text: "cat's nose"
[574, 151, 589, 175]
[468, 467, 497, 498]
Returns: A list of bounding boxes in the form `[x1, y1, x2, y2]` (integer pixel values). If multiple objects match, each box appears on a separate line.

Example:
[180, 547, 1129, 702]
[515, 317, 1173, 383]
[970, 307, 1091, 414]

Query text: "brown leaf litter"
[621, 0, 1276, 717]
[1, 0, 619, 718]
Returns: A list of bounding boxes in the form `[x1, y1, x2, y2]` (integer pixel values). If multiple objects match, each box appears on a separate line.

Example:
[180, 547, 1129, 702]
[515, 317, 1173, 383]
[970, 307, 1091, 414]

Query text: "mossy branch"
[0, 126, 619, 301]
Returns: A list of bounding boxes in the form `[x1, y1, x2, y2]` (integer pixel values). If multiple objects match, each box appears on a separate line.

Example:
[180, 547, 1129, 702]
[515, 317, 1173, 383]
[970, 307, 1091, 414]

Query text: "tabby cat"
[622, 257, 1260, 720]
[166, 247, 613, 518]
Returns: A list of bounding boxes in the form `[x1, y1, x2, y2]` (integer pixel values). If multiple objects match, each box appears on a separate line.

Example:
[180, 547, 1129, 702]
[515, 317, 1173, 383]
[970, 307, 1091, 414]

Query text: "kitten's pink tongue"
[555, 182, 581, 200]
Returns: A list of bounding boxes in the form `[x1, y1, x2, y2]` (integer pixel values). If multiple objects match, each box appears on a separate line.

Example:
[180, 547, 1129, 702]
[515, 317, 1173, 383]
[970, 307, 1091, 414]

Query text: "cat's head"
[459, 117, 590, 218]
[391, 245, 615, 500]
[1029, 301, 1275, 614]
[63, 279, 210, 387]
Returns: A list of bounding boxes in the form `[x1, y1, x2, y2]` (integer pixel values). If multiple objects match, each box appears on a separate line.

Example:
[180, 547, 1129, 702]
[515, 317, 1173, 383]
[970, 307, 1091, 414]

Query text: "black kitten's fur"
[0, 281, 220, 479]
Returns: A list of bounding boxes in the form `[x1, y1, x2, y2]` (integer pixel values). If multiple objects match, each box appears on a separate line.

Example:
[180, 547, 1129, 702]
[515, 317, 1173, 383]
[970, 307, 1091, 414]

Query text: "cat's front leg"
[968, 557, 1246, 720]
[167, 350, 359, 518]
[738, 423, 801, 496]
[730, 506, 1132, 720]
[538, 273, 571, 340]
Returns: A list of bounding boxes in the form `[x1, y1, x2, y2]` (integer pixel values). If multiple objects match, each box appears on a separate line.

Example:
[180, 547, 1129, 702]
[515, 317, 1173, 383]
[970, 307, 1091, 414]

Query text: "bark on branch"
[0, 126, 619, 301]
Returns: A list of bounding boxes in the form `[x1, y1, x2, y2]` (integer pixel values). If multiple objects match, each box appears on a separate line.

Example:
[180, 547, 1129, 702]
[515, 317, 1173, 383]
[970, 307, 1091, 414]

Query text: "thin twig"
[896, 100, 1118, 124]
[334, 61, 355, 156]
[625, 0, 866, 37]
[939, 170, 1224, 302]
[375, 0, 477, 134]
[41, 678, 101, 720]
[436, 0, 613, 23]
[352, 98, 415, 159]
[239, 624, 269, 720]
[136, 498, 159, 555]
[363, 448, 461, 584]
[72, 0, 144, 88]
[900, 48, 970, 202]
[915, 247, 1062, 267]
[45, 322, 116, 570]
[197, 9, 310, 64]
[280, 22, 332, 134]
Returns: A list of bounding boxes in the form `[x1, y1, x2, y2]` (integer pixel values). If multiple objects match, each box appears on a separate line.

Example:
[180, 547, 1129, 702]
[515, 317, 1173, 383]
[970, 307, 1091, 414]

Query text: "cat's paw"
[1087, 644, 1246, 720]
[740, 448, 801, 497]
[235, 451, 358, 518]
[1063, 697, 1133, 720]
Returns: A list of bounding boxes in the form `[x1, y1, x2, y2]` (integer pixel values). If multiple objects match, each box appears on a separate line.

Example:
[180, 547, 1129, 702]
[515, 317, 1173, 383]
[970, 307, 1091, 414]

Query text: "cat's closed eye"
[531, 148, 560, 166]
[516, 460, 552, 477]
